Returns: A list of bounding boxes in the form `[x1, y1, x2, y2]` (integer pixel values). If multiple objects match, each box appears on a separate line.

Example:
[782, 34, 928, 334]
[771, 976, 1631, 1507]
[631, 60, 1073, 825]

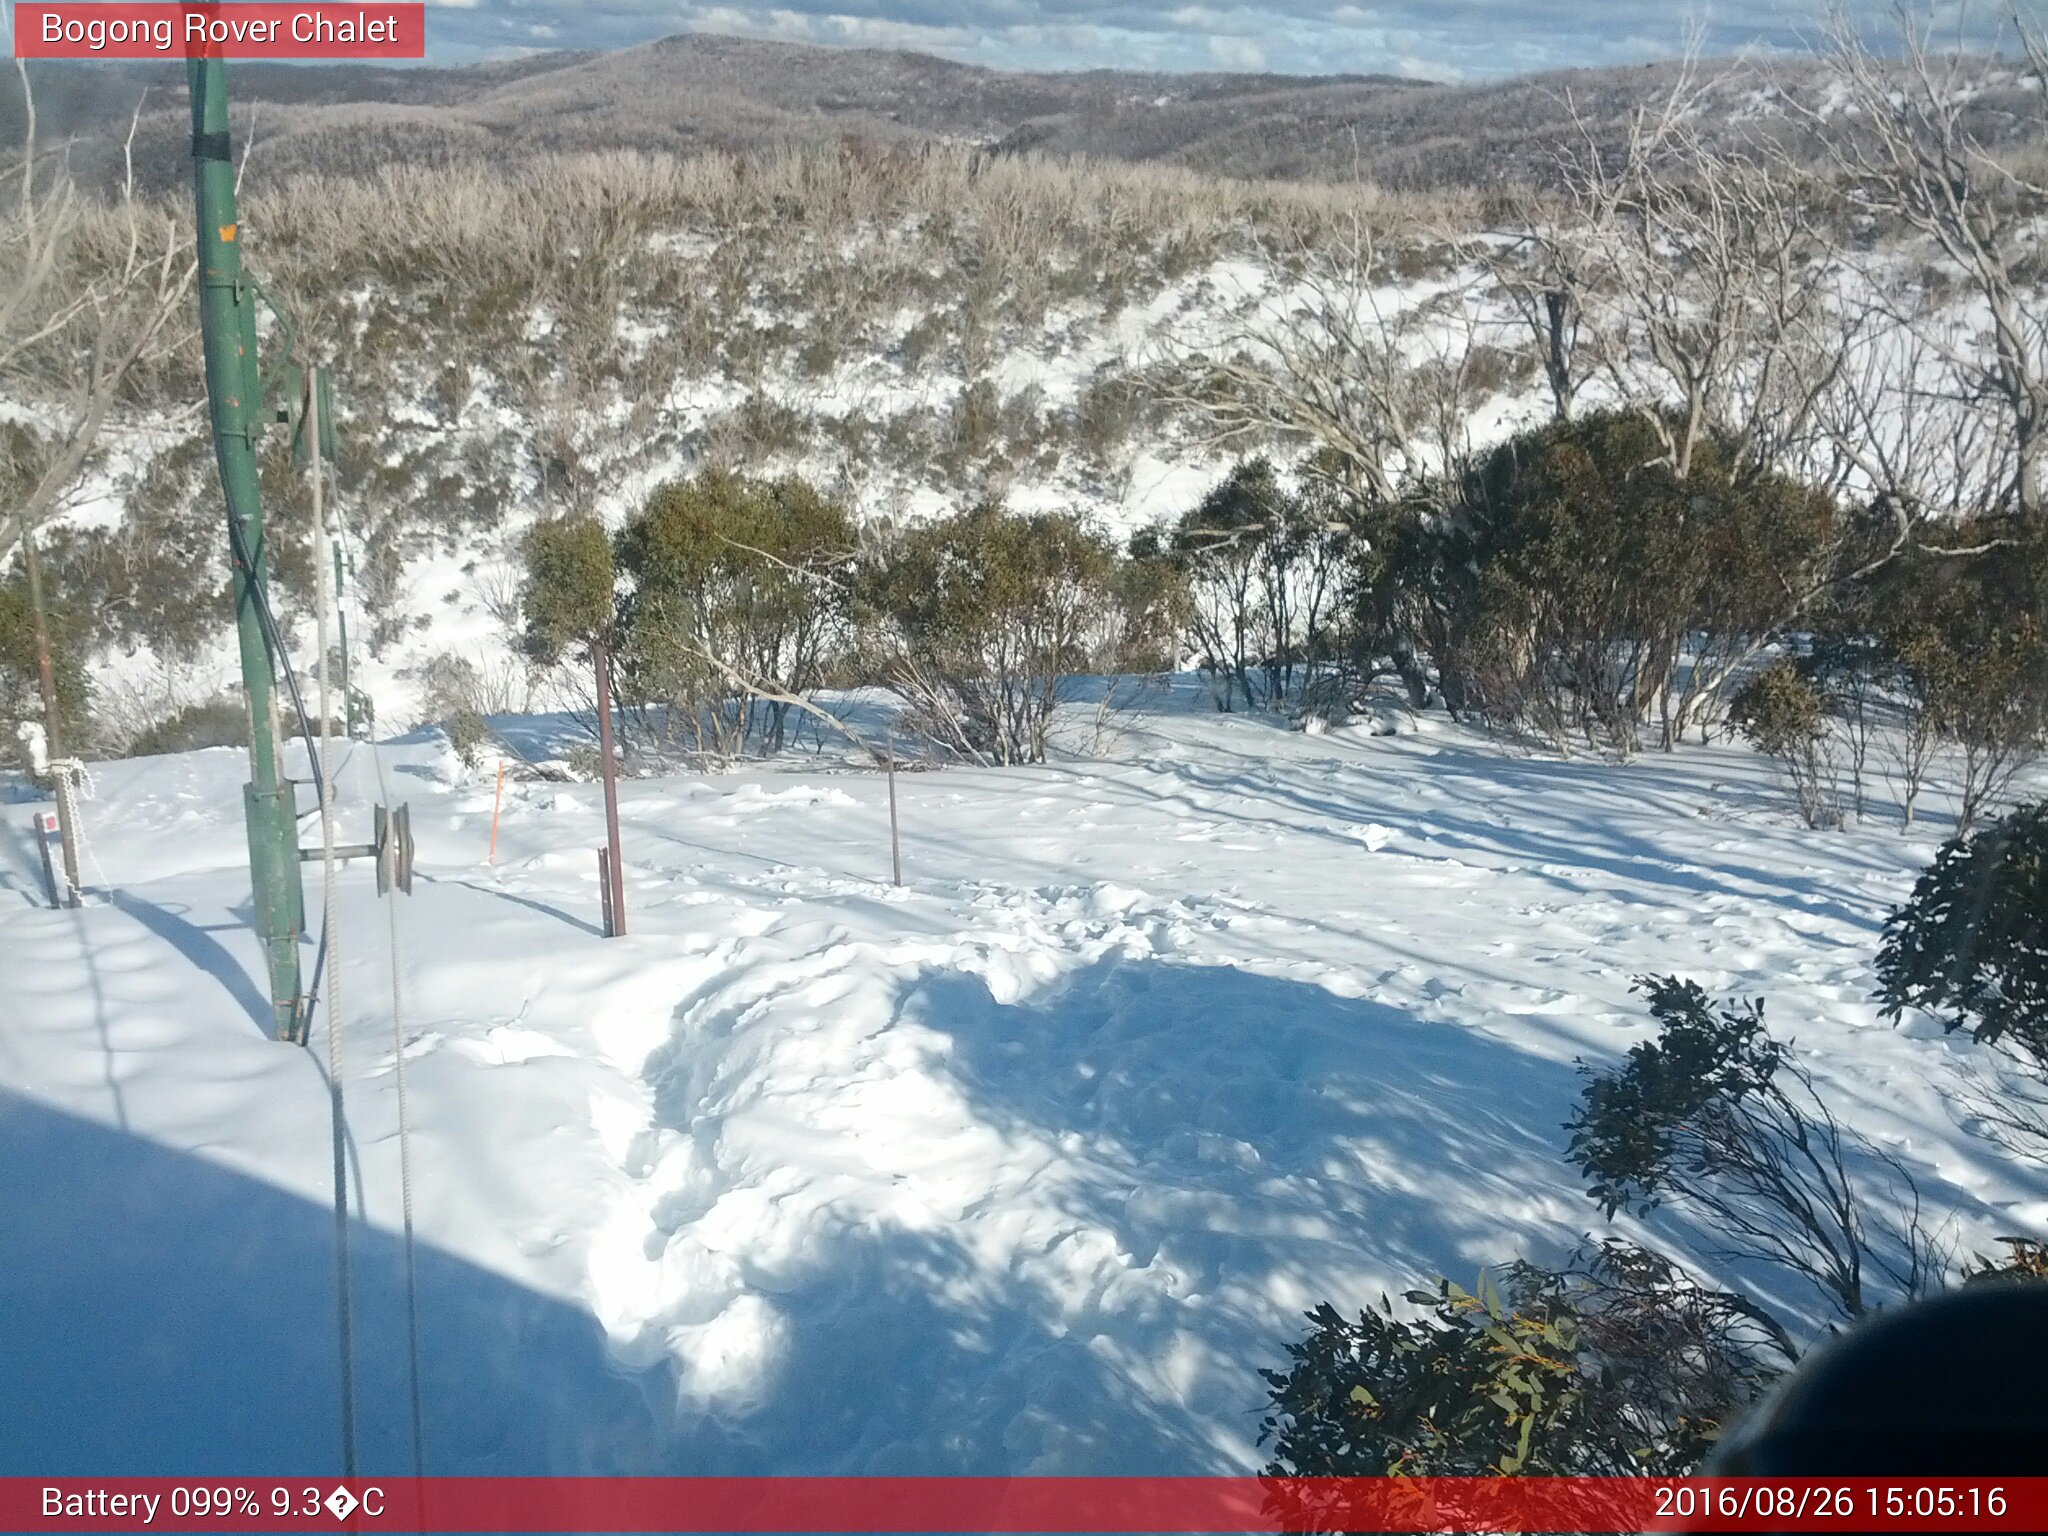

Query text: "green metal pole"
[189, 49, 305, 1040]
[334, 540, 357, 739]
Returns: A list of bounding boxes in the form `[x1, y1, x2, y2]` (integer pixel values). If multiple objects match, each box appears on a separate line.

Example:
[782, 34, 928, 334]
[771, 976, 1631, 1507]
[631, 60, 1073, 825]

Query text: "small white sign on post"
[34, 810, 65, 910]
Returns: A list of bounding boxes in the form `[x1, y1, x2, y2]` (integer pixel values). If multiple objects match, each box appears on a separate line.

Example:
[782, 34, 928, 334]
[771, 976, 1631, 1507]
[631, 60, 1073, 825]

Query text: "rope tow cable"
[368, 728, 429, 1482]
[308, 354, 426, 1479]
[309, 369, 359, 1482]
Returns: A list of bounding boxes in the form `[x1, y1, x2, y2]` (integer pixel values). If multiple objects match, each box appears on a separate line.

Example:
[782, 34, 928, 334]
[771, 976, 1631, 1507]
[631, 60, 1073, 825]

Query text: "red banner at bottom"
[7, 1476, 2045, 1533]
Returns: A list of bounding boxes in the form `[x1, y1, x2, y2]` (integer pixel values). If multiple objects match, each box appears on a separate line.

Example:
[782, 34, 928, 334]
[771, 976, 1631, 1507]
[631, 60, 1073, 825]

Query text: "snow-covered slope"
[4, 689, 2043, 1475]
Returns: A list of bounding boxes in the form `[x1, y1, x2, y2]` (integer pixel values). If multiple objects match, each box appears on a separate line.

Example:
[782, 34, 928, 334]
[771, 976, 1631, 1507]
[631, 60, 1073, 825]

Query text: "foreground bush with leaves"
[1879, 801, 2048, 1071]
[1260, 1243, 1783, 1480]
[1878, 798, 2048, 1163]
[1566, 977, 1940, 1328]
[1262, 929, 1997, 1482]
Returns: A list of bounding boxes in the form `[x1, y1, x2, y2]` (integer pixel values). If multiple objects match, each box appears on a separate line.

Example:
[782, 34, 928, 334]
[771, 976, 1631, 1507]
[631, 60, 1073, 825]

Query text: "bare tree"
[1801, 2, 2048, 524]
[1805, 299, 2004, 539]
[1477, 214, 1592, 424]
[1557, 52, 1847, 483]
[1157, 213, 1464, 508]
[0, 63, 194, 561]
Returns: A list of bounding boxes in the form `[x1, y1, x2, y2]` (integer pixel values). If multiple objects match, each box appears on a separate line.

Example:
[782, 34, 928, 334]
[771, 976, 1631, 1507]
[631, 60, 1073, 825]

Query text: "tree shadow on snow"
[1150, 751, 1895, 931]
[910, 957, 1597, 1308]
[896, 957, 1950, 1369]
[0, 1090, 684, 1477]
[638, 957, 1605, 1474]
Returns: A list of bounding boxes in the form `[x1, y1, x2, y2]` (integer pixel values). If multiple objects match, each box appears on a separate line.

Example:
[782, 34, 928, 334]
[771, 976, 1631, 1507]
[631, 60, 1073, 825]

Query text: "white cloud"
[819, 12, 982, 49]
[1392, 53, 1454, 80]
[1207, 33, 1267, 69]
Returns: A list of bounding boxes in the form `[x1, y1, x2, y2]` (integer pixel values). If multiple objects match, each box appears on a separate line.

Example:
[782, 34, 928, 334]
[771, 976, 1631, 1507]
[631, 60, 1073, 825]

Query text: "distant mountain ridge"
[9, 29, 1749, 191]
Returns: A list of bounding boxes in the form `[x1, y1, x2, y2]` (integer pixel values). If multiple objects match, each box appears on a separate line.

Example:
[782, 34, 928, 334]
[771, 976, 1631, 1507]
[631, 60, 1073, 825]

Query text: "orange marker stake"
[488, 759, 506, 865]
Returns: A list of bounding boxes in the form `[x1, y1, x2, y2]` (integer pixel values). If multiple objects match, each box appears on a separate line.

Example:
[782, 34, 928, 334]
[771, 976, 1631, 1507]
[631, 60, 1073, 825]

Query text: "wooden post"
[488, 759, 506, 865]
[886, 730, 903, 888]
[23, 533, 80, 907]
[597, 848, 615, 937]
[593, 639, 627, 936]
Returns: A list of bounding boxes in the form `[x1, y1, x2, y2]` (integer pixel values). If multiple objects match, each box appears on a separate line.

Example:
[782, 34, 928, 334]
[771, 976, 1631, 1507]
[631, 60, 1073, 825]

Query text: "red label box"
[13, 3, 426, 59]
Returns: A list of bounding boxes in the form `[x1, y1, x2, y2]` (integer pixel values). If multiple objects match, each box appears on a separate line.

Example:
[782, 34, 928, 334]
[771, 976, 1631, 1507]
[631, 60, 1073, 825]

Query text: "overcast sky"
[420, 1, 2007, 80]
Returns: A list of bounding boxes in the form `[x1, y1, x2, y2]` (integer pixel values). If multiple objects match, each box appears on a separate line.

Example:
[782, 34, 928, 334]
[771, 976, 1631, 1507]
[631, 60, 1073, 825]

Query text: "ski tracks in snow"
[543, 872, 1597, 1472]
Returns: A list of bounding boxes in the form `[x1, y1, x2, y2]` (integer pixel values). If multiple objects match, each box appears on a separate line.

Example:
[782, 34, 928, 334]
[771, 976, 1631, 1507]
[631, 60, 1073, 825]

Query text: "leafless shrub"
[410, 647, 535, 725]
[1156, 212, 1478, 508]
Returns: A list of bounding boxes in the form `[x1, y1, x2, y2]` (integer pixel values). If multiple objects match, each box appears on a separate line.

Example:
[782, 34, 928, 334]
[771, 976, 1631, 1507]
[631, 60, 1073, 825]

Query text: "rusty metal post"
[886, 730, 902, 888]
[593, 639, 627, 936]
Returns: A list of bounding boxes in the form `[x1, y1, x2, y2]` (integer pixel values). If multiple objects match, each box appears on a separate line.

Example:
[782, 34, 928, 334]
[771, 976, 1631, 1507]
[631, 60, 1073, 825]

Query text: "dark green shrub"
[1431, 412, 1841, 753]
[1112, 531, 1191, 677]
[1878, 800, 2048, 1071]
[124, 697, 247, 758]
[615, 469, 853, 756]
[519, 515, 616, 664]
[445, 707, 491, 769]
[1730, 660, 1842, 829]
[856, 502, 1120, 765]
[1729, 661, 1825, 759]
[1826, 531, 2048, 831]
[1171, 458, 1353, 712]
[1899, 614, 2048, 833]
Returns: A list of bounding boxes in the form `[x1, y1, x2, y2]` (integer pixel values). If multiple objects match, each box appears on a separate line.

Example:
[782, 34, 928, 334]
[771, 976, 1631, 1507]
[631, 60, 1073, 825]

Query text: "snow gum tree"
[518, 515, 617, 667]
[614, 469, 854, 759]
[1418, 411, 1842, 754]
[1170, 458, 1352, 713]
[855, 503, 1122, 765]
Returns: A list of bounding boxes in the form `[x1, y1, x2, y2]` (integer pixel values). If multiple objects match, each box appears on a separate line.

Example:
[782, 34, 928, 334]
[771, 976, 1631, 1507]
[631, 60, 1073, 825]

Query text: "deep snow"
[3, 688, 2045, 1476]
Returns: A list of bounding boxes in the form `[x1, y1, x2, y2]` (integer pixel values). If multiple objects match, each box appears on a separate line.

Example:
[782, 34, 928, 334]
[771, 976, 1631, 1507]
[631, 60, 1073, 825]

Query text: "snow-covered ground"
[4, 688, 2044, 1476]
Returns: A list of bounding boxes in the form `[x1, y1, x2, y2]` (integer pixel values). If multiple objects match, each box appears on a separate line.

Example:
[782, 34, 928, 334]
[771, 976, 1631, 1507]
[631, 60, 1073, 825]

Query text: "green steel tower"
[189, 50, 306, 1040]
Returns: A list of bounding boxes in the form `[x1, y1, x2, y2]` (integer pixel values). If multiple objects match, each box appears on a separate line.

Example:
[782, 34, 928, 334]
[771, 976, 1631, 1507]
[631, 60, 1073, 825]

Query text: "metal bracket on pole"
[296, 802, 411, 895]
[373, 804, 415, 898]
